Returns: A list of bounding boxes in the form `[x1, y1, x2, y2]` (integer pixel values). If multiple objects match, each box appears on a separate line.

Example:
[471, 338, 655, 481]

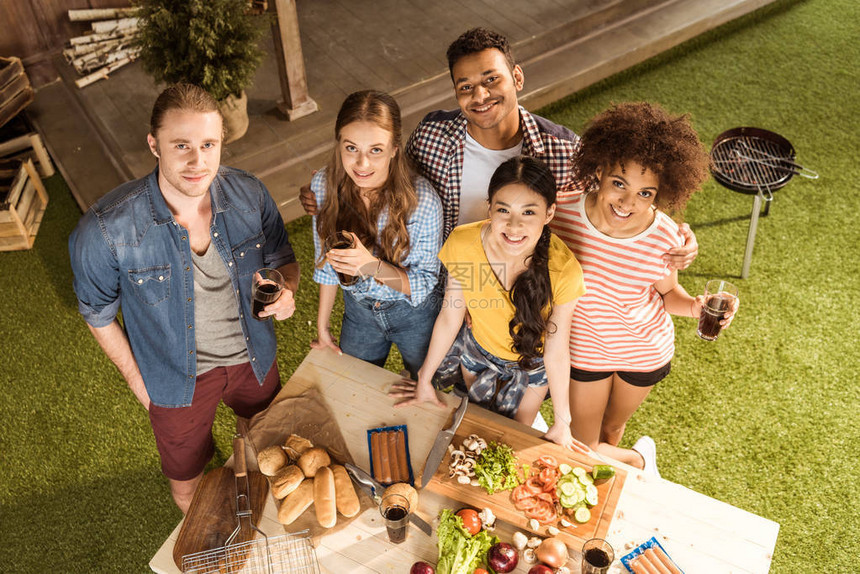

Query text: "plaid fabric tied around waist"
[433, 324, 544, 418]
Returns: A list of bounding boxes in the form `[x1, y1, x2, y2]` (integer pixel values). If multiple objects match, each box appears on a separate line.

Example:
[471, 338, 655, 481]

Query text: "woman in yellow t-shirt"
[390, 156, 587, 451]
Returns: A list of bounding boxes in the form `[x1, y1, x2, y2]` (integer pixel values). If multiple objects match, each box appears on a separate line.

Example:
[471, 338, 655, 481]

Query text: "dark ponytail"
[487, 156, 557, 369]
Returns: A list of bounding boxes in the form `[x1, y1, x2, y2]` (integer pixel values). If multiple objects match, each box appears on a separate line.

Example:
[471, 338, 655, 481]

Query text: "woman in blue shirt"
[311, 90, 443, 377]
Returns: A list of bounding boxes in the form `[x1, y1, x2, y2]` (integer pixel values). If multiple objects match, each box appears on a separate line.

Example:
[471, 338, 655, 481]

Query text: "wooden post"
[271, 0, 318, 121]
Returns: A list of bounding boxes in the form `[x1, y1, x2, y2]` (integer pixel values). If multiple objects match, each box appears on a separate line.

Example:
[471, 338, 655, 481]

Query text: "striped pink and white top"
[550, 193, 683, 372]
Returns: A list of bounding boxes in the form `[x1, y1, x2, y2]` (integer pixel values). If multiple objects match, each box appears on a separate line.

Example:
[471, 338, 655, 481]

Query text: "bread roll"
[284, 434, 314, 461]
[298, 447, 331, 478]
[271, 464, 304, 499]
[383, 482, 418, 513]
[257, 445, 288, 476]
[330, 464, 361, 518]
[313, 466, 337, 528]
[277, 478, 314, 525]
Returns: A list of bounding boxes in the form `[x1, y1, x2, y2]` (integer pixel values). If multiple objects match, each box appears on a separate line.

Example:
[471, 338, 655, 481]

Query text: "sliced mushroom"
[523, 548, 537, 564]
[456, 475, 471, 485]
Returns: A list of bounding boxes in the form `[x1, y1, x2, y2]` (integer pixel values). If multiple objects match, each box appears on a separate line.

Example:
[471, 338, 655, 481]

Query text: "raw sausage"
[371, 431, 383, 483]
[387, 431, 401, 482]
[646, 547, 679, 574]
[394, 429, 409, 482]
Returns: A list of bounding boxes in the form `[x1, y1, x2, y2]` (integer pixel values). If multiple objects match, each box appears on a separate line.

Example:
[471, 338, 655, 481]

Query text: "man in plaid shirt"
[407, 28, 584, 239]
[302, 28, 698, 265]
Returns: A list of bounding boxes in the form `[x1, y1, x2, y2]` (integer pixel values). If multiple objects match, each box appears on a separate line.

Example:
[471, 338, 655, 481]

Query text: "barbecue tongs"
[227, 434, 267, 545]
[344, 463, 432, 536]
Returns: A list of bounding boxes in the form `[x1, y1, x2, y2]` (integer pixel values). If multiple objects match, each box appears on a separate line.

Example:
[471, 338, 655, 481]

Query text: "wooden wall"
[0, 0, 132, 86]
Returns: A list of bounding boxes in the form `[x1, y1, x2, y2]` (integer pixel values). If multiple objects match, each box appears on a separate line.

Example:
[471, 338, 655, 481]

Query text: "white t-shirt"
[457, 131, 523, 225]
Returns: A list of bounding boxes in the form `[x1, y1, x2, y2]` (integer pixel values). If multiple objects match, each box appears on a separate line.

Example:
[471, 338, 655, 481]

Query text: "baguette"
[298, 447, 331, 478]
[313, 466, 337, 528]
[271, 464, 304, 499]
[277, 478, 314, 525]
[330, 464, 361, 518]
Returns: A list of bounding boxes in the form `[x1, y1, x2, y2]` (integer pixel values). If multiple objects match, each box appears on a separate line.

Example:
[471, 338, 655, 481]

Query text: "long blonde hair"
[315, 90, 418, 268]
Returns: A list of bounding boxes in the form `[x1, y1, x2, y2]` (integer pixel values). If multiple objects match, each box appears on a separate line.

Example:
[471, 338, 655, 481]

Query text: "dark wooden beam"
[271, 0, 318, 121]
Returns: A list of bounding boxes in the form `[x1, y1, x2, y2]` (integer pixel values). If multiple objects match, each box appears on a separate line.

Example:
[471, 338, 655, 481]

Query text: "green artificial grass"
[0, 0, 856, 571]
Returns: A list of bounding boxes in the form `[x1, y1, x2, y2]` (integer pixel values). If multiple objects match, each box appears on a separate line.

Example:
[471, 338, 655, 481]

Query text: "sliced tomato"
[538, 455, 559, 468]
[525, 477, 544, 494]
[514, 496, 538, 511]
[539, 467, 558, 484]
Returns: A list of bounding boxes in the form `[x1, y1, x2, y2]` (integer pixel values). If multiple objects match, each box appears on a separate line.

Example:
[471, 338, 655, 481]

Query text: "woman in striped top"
[551, 102, 731, 475]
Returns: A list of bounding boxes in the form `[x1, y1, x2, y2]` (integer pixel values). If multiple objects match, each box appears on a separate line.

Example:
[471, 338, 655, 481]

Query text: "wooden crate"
[0, 158, 48, 251]
[0, 57, 34, 129]
[0, 130, 55, 178]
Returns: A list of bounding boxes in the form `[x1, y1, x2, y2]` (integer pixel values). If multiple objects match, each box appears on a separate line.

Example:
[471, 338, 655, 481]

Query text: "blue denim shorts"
[340, 284, 442, 379]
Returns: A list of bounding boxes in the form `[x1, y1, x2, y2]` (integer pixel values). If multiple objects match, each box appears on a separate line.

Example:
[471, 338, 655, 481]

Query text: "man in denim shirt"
[69, 84, 300, 512]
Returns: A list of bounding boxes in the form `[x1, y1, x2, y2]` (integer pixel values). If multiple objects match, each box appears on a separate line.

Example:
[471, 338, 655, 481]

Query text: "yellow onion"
[536, 537, 569, 569]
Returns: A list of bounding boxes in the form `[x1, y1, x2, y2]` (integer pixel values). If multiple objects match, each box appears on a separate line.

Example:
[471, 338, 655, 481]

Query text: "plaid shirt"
[311, 169, 443, 306]
[406, 106, 583, 238]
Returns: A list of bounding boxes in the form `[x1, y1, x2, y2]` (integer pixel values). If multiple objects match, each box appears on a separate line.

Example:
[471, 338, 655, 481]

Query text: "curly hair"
[446, 28, 516, 77]
[572, 102, 709, 212]
[316, 91, 417, 269]
[488, 156, 557, 370]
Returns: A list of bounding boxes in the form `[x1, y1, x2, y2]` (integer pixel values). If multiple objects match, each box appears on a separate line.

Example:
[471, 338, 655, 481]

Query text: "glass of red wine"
[581, 538, 614, 574]
[323, 231, 361, 286]
[379, 493, 410, 544]
[251, 268, 284, 321]
[697, 279, 739, 341]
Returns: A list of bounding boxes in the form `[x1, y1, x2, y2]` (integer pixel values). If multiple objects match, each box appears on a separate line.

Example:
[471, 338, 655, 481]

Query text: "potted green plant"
[134, 0, 264, 142]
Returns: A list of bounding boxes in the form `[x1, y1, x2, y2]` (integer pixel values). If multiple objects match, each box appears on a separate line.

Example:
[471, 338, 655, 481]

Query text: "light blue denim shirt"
[310, 168, 443, 305]
[69, 166, 296, 407]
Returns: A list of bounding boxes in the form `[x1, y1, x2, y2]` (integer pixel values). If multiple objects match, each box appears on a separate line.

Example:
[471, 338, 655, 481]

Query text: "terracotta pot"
[218, 90, 249, 143]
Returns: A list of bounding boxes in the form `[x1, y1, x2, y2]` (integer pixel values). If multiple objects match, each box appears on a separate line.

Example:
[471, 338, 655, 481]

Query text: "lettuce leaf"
[436, 509, 498, 574]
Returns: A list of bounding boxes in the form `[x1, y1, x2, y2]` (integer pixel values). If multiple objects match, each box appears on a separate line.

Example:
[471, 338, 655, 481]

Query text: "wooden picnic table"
[150, 349, 778, 573]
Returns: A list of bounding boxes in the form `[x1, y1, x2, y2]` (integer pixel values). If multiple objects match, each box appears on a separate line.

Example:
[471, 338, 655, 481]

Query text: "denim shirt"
[69, 166, 296, 407]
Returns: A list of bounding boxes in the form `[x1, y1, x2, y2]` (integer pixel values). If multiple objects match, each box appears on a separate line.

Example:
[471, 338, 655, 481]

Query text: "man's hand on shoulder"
[664, 222, 699, 271]
[299, 182, 316, 216]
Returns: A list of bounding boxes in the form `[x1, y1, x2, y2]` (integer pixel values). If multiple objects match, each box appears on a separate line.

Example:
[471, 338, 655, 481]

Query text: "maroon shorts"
[148, 360, 281, 481]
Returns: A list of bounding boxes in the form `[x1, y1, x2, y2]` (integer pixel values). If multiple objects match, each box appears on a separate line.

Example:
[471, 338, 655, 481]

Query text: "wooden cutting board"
[425, 406, 626, 548]
[172, 440, 269, 569]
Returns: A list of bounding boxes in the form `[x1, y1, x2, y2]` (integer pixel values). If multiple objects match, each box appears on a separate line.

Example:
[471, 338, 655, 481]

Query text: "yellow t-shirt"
[438, 221, 586, 361]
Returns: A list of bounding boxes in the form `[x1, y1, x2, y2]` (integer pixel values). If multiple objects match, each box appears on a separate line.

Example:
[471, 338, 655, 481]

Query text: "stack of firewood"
[63, 8, 140, 89]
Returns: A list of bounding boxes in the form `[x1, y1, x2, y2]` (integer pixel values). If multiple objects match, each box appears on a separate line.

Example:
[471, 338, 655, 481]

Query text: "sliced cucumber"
[574, 507, 591, 523]
[585, 484, 599, 506]
[578, 473, 594, 486]
[559, 463, 573, 475]
[559, 481, 579, 496]
[572, 466, 587, 478]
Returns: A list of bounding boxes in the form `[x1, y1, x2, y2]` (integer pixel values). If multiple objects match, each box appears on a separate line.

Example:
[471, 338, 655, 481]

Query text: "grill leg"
[741, 194, 763, 279]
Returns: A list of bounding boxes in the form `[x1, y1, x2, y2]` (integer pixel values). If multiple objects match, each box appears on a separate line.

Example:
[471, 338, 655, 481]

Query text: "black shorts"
[569, 362, 671, 388]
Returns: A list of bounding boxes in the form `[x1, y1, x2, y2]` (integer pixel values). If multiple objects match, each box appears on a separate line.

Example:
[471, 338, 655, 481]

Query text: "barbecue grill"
[709, 127, 818, 278]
